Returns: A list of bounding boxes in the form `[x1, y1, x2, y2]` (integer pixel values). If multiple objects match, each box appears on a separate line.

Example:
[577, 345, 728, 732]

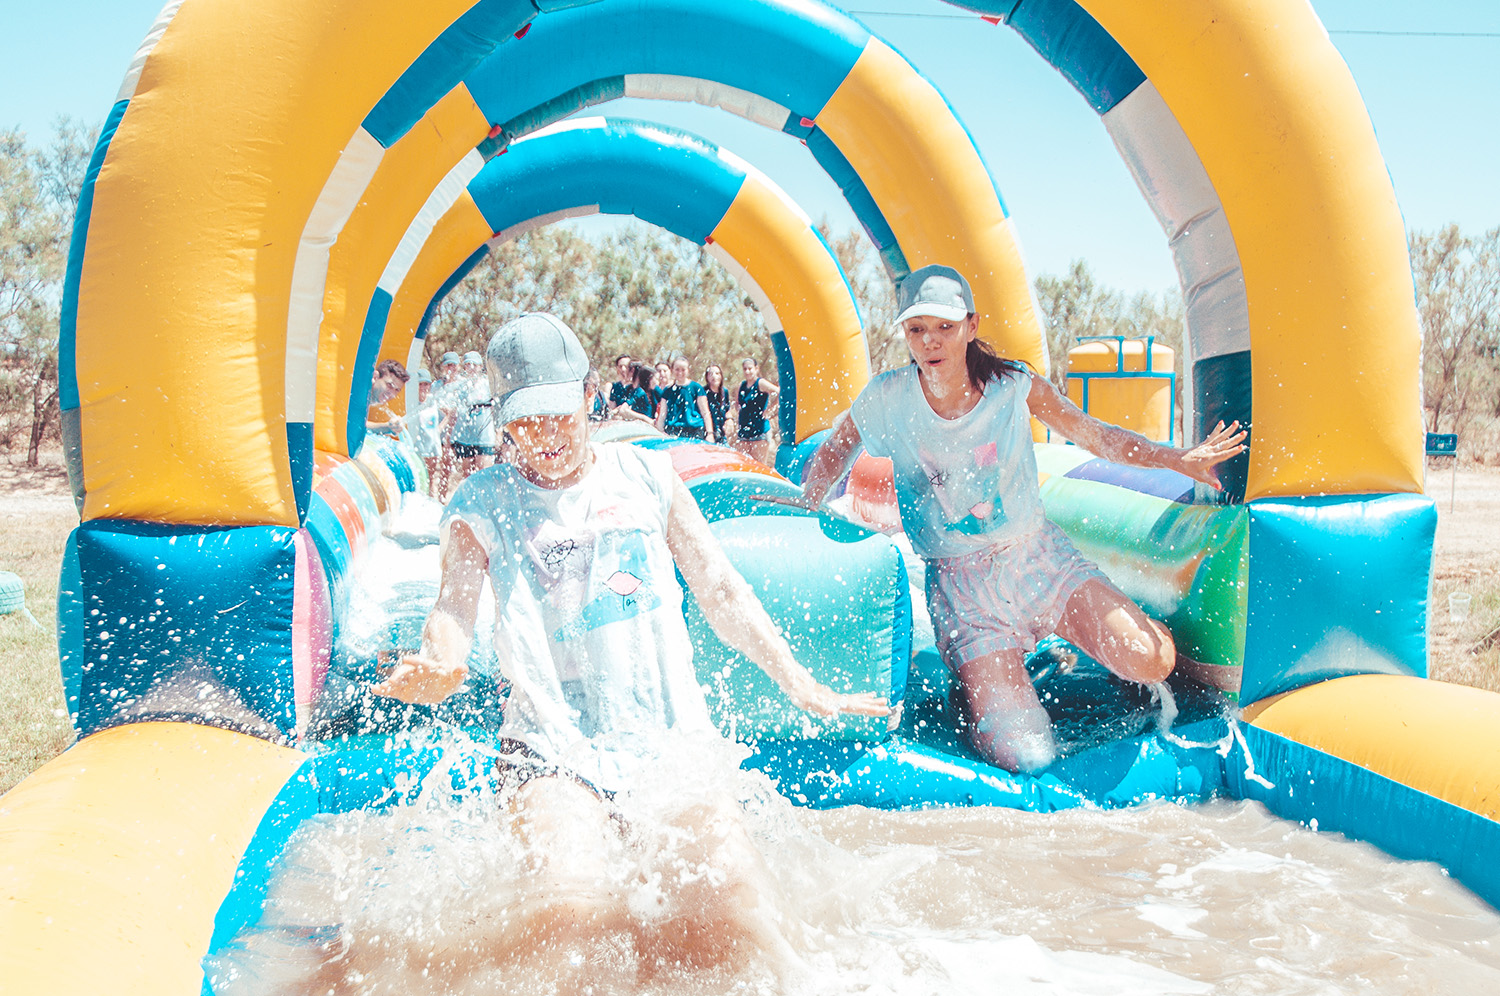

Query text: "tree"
[0, 119, 94, 466]
[1033, 259, 1183, 390]
[425, 222, 772, 380]
[1410, 224, 1500, 435]
[821, 224, 902, 373]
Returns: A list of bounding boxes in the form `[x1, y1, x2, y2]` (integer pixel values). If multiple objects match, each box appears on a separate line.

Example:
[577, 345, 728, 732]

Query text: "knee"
[967, 701, 1057, 774]
[1098, 618, 1175, 685]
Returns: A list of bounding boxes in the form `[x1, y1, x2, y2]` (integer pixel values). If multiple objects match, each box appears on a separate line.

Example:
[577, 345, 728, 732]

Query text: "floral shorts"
[925, 520, 1107, 666]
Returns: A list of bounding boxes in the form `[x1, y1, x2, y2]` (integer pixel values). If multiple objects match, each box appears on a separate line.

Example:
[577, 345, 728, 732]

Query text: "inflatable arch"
[315, 0, 1046, 466]
[365, 116, 869, 454]
[6, 0, 1498, 992]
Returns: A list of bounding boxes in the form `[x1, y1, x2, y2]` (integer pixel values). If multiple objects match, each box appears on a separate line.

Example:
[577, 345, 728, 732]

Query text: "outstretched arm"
[665, 473, 888, 718]
[373, 520, 486, 704]
[1026, 376, 1246, 490]
[795, 410, 864, 508]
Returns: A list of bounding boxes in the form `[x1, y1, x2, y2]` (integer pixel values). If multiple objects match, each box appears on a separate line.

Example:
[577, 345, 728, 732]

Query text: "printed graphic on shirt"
[552, 528, 661, 642]
[915, 440, 1008, 538]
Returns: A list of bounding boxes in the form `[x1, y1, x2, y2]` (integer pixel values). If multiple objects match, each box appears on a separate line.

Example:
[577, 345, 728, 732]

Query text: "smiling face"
[655, 362, 671, 386]
[741, 359, 758, 383]
[370, 370, 404, 405]
[615, 355, 632, 381]
[902, 314, 976, 382]
[672, 358, 690, 385]
[506, 399, 592, 489]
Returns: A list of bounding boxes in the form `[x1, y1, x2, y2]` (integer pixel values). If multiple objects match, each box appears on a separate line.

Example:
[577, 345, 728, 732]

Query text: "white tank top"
[443, 444, 713, 790]
[851, 364, 1044, 560]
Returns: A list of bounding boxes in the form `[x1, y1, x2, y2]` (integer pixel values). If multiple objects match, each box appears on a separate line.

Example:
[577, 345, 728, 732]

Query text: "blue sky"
[3, 0, 1497, 293]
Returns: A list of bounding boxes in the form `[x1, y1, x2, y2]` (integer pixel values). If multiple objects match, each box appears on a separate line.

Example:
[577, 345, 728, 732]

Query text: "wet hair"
[631, 361, 655, 392]
[905, 314, 1029, 392]
[704, 364, 723, 392]
[374, 358, 410, 383]
[964, 330, 1030, 391]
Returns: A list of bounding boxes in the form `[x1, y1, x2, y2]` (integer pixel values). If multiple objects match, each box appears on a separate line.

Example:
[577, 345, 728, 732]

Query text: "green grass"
[0, 501, 76, 792]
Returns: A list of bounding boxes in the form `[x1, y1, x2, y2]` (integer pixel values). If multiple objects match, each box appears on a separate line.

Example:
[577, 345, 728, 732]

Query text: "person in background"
[609, 361, 660, 425]
[449, 351, 496, 490]
[795, 264, 1245, 774]
[607, 354, 634, 412]
[703, 364, 731, 444]
[657, 357, 712, 439]
[733, 357, 779, 466]
[432, 351, 464, 502]
[365, 358, 410, 436]
[643, 362, 667, 424]
[585, 368, 608, 422]
[405, 369, 447, 497]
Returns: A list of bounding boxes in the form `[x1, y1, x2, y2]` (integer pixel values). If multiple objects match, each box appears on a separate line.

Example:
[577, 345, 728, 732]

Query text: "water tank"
[1065, 336, 1177, 444]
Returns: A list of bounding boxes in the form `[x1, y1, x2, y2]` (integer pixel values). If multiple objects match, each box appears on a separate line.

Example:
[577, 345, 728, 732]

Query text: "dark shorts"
[736, 432, 768, 443]
[452, 442, 494, 458]
[664, 425, 707, 439]
[494, 737, 615, 806]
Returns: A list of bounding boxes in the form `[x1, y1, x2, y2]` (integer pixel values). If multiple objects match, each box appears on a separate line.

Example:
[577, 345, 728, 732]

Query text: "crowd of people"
[371, 346, 784, 502]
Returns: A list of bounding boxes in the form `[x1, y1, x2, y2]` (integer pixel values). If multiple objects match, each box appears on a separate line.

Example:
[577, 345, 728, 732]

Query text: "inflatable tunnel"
[376, 116, 870, 451]
[4, 1, 1498, 993]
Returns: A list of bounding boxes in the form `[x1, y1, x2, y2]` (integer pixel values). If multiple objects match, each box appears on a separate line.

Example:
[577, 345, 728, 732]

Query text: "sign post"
[1425, 432, 1459, 512]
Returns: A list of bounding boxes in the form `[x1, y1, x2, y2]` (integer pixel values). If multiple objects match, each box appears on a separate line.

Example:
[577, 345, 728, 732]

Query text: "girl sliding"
[797, 265, 1245, 774]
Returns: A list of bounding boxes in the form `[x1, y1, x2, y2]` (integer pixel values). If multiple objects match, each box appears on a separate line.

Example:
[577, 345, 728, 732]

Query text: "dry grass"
[0, 454, 1497, 794]
[1424, 461, 1500, 691]
[0, 451, 76, 792]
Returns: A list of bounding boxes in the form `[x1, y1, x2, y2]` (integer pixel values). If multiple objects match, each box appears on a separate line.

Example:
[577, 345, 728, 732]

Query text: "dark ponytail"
[964, 324, 1030, 391]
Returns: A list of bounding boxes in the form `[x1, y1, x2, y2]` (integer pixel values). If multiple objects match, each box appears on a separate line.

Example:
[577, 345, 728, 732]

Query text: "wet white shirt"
[443, 444, 713, 790]
[851, 364, 1045, 560]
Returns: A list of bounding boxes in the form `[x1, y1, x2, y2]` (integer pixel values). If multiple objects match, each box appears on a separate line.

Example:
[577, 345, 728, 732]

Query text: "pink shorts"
[926, 520, 1107, 666]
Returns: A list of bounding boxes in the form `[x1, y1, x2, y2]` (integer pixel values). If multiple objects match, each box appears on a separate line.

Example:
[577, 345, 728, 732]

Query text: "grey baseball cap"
[462, 350, 483, 365]
[486, 313, 589, 426]
[895, 264, 975, 325]
[415, 369, 433, 383]
[439, 351, 460, 366]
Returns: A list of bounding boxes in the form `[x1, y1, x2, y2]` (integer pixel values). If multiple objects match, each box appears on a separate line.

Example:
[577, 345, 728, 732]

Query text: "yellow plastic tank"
[1065, 336, 1177, 443]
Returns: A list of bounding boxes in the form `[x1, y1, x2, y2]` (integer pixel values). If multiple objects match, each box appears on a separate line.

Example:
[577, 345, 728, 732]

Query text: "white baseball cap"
[895, 264, 975, 325]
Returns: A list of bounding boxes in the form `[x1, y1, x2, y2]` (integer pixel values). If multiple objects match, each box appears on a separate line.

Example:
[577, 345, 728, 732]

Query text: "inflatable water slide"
[3, 1, 1497, 992]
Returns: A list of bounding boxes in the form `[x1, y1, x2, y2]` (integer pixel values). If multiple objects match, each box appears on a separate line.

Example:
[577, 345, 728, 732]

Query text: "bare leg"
[437, 446, 456, 503]
[953, 650, 1058, 773]
[304, 776, 628, 993]
[631, 799, 798, 978]
[1054, 577, 1175, 685]
[423, 456, 441, 499]
[505, 776, 631, 950]
[735, 437, 773, 468]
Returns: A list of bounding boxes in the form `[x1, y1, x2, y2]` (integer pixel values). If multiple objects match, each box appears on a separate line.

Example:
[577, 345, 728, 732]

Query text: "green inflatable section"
[1039, 473, 1248, 682]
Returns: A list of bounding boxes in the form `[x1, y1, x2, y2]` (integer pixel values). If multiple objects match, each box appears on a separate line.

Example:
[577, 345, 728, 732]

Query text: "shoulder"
[858, 365, 915, 403]
[596, 443, 677, 510]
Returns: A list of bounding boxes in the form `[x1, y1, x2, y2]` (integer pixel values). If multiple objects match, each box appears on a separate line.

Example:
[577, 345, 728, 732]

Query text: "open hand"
[371, 653, 468, 705]
[1178, 420, 1248, 490]
[782, 668, 890, 718]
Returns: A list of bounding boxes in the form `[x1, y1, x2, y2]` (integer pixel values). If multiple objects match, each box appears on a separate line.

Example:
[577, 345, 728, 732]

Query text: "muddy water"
[208, 735, 1500, 996]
